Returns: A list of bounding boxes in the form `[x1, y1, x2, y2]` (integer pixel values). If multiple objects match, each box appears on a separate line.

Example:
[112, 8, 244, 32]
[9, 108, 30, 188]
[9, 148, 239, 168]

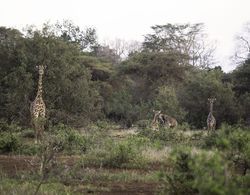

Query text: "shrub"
[158, 147, 196, 194]
[83, 138, 147, 169]
[21, 128, 35, 138]
[177, 122, 191, 131]
[191, 152, 229, 195]
[203, 124, 250, 175]
[135, 120, 151, 128]
[104, 142, 136, 168]
[18, 144, 40, 155]
[48, 124, 87, 154]
[0, 120, 22, 132]
[98, 140, 146, 168]
[159, 147, 250, 195]
[138, 127, 188, 145]
[191, 152, 250, 195]
[0, 132, 20, 153]
[95, 120, 112, 130]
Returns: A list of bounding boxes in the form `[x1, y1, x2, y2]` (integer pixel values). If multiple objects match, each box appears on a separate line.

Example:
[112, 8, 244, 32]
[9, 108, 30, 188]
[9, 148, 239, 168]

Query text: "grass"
[0, 179, 75, 195]
[1, 122, 249, 194]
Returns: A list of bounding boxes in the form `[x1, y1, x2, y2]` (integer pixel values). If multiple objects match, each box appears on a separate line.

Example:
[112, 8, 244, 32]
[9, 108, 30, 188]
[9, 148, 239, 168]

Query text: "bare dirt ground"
[0, 155, 161, 194]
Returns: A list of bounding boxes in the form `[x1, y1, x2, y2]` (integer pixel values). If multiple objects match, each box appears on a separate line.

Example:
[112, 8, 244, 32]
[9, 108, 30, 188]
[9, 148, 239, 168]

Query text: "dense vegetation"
[0, 21, 249, 128]
[0, 21, 249, 194]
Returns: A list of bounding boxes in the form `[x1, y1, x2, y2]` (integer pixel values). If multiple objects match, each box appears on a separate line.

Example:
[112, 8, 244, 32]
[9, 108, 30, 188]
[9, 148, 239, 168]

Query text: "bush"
[104, 142, 136, 168]
[152, 86, 186, 122]
[49, 124, 87, 154]
[138, 127, 188, 145]
[0, 132, 20, 153]
[159, 147, 196, 194]
[191, 152, 250, 195]
[159, 147, 250, 195]
[203, 124, 249, 150]
[101, 140, 146, 168]
[0, 120, 22, 132]
[21, 128, 35, 138]
[177, 122, 191, 131]
[135, 120, 151, 128]
[83, 138, 147, 169]
[18, 144, 40, 155]
[95, 120, 112, 130]
[203, 124, 250, 175]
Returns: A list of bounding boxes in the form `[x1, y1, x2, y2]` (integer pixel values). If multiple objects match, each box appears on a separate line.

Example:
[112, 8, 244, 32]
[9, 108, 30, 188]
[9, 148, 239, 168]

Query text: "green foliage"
[180, 68, 239, 128]
[153, 86, 186, 121]
[49, 124, 87, 154]
[79, 55, 114, 81]
[191, 153, 228, 195]
[21, 128, 35, 138]
[54, 20, 98, 50]
[83, 137, 148, 169]
[135, 119, 151, 128]
[0, 132, 20, 153]
[203, 124, 250, 175]
[0, 120, 22, 132]
[232, 58, 250, 95]
[120, 52, 188, 86]
[160, 147, 250, 195]
[105, 88, 134, 126]
[231, 58, 250, 125]
[0, 25, 102, 126]
[0, 179, 76, 195]
[0, 27, 33, 123]
[19, 143, 41, 155]
[105, 51, 188, 126]
[17, 124, 88, 155]
[142, 23, 214, 68]
[237, 92, 250, 125]
[104, 141, 137, 168]
[159, 147, 195, 194]
[138, 127, 189, 146]
[104, 87, 150, 127]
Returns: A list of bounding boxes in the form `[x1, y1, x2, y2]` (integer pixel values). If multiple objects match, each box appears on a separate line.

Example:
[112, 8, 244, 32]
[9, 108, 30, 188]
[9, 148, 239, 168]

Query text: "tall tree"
[143, 23, 216, 68]
[0, 25, 102, 126]
[54, 20, 99, 50]
[101, 38, 142, 60]
[179, 68, 239, 128]
[233, 22, 250, 64]
[0, 27, 33, 123]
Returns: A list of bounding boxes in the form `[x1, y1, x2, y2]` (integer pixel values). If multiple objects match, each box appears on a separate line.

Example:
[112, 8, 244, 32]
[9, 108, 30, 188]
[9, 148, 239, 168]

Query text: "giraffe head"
[153, 110, 161, 115]
[36, 65, 46, 76]
[208, 97, 216, 104]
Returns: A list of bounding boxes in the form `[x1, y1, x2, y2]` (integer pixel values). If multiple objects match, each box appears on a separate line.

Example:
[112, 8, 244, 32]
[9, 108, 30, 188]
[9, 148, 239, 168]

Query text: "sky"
[1, 0, 250, 72]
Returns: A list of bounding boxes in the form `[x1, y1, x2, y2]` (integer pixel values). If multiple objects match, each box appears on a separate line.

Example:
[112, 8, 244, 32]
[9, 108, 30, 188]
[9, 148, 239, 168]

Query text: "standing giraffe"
[30, 65, 46, 143]
[207, 98, 216, 133]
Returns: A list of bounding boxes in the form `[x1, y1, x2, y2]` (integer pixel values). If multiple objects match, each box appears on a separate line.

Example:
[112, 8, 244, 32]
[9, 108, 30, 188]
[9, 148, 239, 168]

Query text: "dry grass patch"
[142, 146, 171, 163]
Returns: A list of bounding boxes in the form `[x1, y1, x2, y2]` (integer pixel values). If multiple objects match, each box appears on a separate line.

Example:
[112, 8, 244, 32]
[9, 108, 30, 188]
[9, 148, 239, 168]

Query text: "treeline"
[0, 21, 249, 128]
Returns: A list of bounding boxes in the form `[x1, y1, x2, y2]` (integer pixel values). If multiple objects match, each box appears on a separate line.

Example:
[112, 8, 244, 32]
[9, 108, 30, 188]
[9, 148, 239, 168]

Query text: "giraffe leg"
[39, 123, 44, 141]
[34, 122, 39, 144]
[37, 127, 41, 143]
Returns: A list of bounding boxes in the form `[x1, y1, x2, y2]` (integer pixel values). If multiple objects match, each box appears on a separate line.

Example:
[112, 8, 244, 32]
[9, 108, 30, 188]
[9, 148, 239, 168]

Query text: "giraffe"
[152, 110, 161, 130]
[152, 110, 178, 129]
[30, 65, 46, 143]
[207, 98, 216, 133]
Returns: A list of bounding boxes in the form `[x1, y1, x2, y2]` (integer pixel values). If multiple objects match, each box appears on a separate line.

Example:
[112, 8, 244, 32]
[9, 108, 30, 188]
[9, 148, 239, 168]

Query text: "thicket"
[160, 148, 250, 194]
[0, 21, 250, 128]
[0, 123, 87, 155]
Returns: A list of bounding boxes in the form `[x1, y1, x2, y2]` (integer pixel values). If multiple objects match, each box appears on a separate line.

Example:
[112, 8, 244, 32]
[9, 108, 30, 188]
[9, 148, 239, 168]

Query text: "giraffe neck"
[152, 114, 158, 124]
[36, 73, 43, 98]
[210, 102, 213, 114]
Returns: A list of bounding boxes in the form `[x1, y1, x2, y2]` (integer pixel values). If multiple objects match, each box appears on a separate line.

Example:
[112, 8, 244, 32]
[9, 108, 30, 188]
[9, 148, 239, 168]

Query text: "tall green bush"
[0, 132, 20, 153]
